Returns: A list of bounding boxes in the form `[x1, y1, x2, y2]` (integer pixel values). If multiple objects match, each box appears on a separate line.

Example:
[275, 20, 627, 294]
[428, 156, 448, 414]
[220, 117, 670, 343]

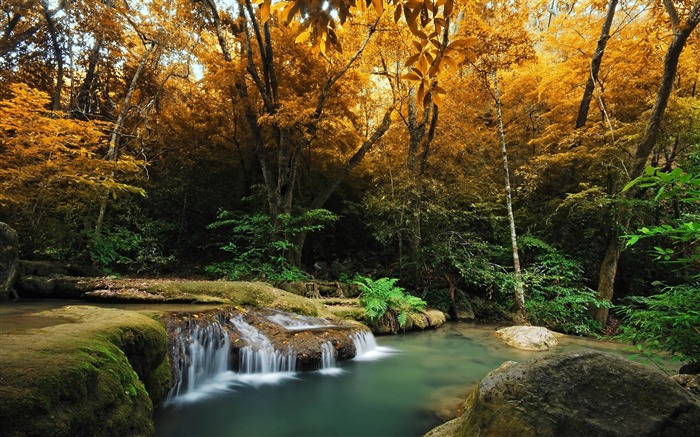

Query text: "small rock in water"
[494, 326, 559, 351]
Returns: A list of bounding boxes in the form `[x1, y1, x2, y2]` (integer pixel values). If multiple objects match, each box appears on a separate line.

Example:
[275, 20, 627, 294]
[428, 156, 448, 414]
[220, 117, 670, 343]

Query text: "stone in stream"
[425, 350, 700, 437]
[495, 325, 560, 351]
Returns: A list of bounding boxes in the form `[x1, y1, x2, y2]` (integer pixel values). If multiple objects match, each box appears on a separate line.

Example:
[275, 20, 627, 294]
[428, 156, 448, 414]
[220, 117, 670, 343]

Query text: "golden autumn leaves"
[253, 0, 477, 108]
[0, 84, 144, 209]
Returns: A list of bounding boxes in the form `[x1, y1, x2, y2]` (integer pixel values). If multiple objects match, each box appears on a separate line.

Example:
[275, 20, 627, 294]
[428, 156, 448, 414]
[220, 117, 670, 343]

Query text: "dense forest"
[1, 0, 698, 354]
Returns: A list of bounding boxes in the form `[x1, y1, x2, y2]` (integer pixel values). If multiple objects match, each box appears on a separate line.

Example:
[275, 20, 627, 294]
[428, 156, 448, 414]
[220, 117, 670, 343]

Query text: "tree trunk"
[41, 1, 64, 110]
[575, 0, 618, 129]
[95, 41, 156, 235]
[493, 71, 525, 310]
[594, 0, 700, 324]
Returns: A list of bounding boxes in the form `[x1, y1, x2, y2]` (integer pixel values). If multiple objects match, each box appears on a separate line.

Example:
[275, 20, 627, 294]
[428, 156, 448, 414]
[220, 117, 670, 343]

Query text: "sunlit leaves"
[0, 84, 144, 209]
[252, 0, 477, 92]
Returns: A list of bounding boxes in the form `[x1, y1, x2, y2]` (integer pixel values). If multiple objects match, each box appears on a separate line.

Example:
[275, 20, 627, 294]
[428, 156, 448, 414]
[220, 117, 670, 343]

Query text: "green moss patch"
[81, 279, 324, 316]
[0, 306, 171, 436]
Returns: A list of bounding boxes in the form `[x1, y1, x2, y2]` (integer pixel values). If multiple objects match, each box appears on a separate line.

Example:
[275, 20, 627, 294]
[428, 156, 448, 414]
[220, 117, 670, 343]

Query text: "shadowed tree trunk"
[575, 0, 618, 129]
[593, 0, 700, 325]
[0, 222, 19, 300]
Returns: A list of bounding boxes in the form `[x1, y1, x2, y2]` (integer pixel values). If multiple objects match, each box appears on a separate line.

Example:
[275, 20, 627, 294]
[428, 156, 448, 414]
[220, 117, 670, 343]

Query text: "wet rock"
[495, 325, 559, 351]
[0, 221, 19, 300]
[424, 350, 700, 437]
[369, 309, 446, 335]
[680, 362, 700, 375]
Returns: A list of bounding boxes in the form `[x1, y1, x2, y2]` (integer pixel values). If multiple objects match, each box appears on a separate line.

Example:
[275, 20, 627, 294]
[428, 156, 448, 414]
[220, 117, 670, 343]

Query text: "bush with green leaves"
[618, 283, 700, 365]
[618, 165, 700, 364]
[519, 236, 612, 335]
[355, 276, 427, 327]
[205, 209, 337, 282]
[89, 216, 177, 274]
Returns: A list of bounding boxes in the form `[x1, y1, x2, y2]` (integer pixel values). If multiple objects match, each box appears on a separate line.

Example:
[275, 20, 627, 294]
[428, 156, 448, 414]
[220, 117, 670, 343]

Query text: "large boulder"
[495, 325, 559, 351]
[425, 350, 700, 437]
[0, 221, 19, 300]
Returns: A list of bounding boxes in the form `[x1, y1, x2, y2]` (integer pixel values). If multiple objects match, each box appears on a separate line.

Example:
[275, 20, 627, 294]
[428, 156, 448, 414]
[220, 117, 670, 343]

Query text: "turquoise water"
[154, 324, 633, 437]
[0, 301, 640, 436]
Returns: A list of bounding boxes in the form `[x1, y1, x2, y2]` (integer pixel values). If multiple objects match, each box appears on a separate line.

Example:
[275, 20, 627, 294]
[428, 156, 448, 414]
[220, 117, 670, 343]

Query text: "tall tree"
[593, 0, 700, 324]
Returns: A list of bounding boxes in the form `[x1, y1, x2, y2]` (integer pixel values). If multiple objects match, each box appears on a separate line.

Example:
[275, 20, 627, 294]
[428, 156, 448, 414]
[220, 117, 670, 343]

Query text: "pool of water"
[154, 323, 635, 437]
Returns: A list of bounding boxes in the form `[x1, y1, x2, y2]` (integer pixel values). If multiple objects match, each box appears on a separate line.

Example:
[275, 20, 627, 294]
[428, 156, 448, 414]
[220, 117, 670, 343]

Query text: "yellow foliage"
[0, 84, 144, 210]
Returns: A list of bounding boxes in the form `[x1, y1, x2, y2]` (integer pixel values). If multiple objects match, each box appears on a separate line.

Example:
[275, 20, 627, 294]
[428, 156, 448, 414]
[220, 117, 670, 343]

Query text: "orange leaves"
[0, 83, 144, 208]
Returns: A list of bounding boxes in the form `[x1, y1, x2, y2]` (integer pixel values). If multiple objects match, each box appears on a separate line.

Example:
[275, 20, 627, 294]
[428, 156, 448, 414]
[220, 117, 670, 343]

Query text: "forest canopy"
[1, 0, 698, 337]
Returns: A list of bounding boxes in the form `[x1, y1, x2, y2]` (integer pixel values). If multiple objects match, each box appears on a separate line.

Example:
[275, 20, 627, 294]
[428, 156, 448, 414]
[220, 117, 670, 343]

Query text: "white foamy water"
[265, 310, 337, 331]
[231, 315, 298, 374]
[319, 341, 344, 375]
[167, 322, 231, 401]
[351, 331, 398, 361]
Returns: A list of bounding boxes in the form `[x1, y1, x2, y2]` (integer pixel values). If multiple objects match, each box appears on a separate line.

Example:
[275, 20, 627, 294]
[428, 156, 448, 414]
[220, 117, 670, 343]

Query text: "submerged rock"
[425, 350, 700, 437]
[495, 325, 559, 350]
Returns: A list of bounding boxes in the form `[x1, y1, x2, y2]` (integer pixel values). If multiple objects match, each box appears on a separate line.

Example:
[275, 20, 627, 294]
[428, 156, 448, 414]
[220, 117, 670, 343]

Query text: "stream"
[154, 322, 637, 437]
[0, 300, 645, 437]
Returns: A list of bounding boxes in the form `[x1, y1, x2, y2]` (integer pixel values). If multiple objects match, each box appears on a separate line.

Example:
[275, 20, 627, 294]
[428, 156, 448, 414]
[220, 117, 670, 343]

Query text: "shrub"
[520, 236, 611, 335]
[355, 276, 427, 327]
[205, 209, 337, 282]
[618, 283, 700, 365]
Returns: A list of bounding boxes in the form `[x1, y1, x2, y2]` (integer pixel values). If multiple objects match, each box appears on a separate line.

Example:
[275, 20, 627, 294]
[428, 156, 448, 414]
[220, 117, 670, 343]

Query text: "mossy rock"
[79, 279, 324, 317]
[0, 306, 171, 437]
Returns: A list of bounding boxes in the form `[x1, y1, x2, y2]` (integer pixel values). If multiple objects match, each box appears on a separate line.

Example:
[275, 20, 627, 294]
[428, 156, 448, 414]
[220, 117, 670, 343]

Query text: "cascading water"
[265, 310, 337, 331]
[319, 341, 343, 375]
[351, 331, 395, 361]
[164, 309, 393, 403]
[230, 315, 297, 375]
[166, 320, 232, 403]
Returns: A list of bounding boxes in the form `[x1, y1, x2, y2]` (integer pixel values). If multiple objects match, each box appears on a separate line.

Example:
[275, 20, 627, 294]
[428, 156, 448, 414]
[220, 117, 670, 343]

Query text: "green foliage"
[618, 165, 699, 364]
[206, 209, 338, 282]
[623, 165, 700, 269]
[618, 283, 700, 365]
[354, 276, 427, 327]
[519, 236, 611, 335]
[89, 213, 177, 274]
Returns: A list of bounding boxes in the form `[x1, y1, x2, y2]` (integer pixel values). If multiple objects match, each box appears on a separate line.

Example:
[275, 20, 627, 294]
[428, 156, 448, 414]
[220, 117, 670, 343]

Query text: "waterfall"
[351, 331, 396, 361]
[319, 341, 343, 375]
[230, 315, 297, 374]
[166, 321, 232, 402]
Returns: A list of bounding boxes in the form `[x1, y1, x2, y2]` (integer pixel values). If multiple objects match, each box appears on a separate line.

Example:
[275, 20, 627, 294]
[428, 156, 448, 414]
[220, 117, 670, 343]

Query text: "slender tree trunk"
[493, 71, 525, 310]
[41, 1, 64, 110]
[575, 0, 618, 129]
[594, 0, 700, 325]
[95, 42, 156, 235]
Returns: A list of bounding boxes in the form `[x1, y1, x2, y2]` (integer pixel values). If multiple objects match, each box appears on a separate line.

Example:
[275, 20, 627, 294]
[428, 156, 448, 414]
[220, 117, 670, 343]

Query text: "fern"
[355, 276, 427, 327]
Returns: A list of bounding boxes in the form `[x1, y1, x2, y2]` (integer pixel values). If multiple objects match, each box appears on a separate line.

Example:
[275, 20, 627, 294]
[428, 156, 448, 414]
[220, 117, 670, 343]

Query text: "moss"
[82, 279, 326, 317]
[0, 306, 170, 436]
[142, 357, 172, 406]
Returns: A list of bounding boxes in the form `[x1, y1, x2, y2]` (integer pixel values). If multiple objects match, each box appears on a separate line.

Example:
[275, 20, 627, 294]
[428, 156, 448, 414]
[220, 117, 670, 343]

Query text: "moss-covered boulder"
[0, 306, 170, 436]
[0, 222, 18, 300]
[425, 350, 700, 437]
